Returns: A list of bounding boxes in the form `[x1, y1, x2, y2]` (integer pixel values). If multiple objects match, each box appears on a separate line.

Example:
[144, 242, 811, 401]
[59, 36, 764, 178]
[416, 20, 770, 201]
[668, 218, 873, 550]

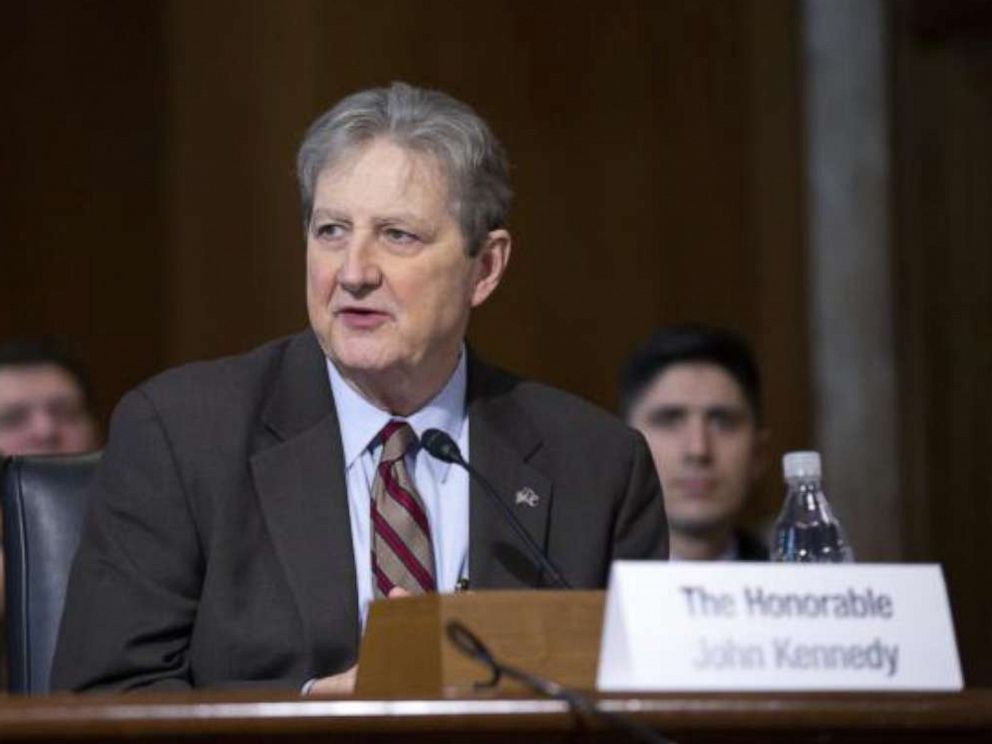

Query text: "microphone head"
[421, 428, 464, 465]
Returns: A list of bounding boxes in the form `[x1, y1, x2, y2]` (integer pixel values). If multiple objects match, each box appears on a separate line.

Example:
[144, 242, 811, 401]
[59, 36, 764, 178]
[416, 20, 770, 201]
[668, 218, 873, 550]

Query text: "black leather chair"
[2, 453, 100, 694]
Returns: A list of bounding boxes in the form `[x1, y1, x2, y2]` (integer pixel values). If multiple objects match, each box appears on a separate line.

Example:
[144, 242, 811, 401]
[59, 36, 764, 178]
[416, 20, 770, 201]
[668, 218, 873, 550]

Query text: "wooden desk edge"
[0, 690, 989, 737]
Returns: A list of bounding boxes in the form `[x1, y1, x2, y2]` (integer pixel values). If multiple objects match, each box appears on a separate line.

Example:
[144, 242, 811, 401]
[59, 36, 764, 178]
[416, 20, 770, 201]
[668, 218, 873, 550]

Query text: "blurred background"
[1, 0, 989, 683]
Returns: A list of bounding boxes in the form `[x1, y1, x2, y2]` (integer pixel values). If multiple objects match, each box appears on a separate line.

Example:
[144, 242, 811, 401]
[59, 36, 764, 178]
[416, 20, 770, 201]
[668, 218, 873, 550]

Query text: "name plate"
[596, 562, 962, 691]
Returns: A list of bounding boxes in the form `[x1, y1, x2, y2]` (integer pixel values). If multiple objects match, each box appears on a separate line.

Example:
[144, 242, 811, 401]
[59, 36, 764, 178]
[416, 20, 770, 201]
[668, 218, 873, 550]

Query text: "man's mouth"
[334, 307, 390, 330]
[673, 477, 717, 497]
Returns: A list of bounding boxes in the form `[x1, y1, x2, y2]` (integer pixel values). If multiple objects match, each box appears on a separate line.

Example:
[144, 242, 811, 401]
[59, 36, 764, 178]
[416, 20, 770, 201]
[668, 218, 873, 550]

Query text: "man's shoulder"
[135, 331, 315, 412]
[469, 357, 638, 448]
[508, 377, 631, 435]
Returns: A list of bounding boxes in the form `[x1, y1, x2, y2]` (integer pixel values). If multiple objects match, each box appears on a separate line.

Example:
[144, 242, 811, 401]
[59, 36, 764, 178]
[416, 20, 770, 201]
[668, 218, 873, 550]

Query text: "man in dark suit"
[52, 82, 667, 693]
[620, 325, 770, 562]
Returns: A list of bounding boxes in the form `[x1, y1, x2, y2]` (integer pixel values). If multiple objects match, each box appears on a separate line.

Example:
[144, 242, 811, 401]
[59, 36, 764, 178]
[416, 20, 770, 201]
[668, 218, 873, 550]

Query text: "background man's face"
[628, 362, 764, 537]
[306, 139, 494, 396]
[0, 364, 98, 456]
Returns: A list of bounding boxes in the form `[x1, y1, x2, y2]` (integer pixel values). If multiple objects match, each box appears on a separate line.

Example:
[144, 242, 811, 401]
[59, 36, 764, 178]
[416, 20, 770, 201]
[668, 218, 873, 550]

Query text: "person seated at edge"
[0, 338, 101, 686]
[0, 338, 100, 458]
[620, 325, 769, 561]
[52, 82, 668, 694]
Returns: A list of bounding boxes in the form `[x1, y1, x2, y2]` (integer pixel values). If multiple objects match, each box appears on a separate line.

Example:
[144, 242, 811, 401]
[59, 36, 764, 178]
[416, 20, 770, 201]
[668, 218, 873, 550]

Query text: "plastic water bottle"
[772, 451, 854, 562]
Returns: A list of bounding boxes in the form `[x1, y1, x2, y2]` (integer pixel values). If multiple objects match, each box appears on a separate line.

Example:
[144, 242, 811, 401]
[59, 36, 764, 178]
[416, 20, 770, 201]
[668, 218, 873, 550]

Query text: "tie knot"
[377, 420, 417, 461]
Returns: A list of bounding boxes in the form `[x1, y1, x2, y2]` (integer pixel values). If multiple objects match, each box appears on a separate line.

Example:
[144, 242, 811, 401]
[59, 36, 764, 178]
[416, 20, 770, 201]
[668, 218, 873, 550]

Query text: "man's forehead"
[314, 139, 448, 205]
[0, 364, 84, 404]
[641, 362, 749, 409]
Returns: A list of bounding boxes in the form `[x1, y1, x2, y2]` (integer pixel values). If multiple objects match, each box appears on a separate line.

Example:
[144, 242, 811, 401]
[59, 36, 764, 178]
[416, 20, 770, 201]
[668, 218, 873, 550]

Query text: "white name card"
[597, 562, 962, 692]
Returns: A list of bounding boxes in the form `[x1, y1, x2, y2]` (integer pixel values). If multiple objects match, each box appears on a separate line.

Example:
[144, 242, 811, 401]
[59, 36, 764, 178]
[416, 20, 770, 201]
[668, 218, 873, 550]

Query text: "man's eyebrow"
[372, 212, 435, 231]
[643, 403, 749, 418]
[702, 405, 753, 424]
[644, 404, 688, 420]
[310, 208, 349, 222]
[703, 404, 749, 415]
[310, 208, 435, 232]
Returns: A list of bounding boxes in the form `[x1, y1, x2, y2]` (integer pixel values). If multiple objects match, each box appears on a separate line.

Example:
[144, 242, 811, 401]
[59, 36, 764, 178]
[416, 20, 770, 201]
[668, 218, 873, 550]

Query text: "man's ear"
[750, 426, 772, 482]
[470, 228, 512, 308]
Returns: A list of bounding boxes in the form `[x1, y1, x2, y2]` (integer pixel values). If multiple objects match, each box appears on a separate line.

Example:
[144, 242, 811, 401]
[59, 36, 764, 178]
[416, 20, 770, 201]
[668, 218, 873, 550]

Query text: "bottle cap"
[783, 451, 821, 479]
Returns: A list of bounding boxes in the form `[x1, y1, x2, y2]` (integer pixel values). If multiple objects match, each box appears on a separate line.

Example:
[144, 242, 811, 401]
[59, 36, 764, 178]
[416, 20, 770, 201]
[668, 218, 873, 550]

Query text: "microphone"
[421, 428, 571, 589]
[445, 620, 674, 744]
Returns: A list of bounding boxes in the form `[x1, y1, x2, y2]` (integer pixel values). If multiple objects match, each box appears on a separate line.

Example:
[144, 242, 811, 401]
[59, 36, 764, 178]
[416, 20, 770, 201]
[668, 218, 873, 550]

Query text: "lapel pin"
[514, 487, 539, 508]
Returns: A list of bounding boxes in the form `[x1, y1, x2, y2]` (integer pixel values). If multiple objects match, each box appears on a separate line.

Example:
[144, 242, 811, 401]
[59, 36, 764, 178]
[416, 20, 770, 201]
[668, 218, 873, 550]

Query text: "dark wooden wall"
[0, 2, 169, 421]
[4, 0, 988, 684]
[891, 0, 992, 688]
[0, 0, 808, 525]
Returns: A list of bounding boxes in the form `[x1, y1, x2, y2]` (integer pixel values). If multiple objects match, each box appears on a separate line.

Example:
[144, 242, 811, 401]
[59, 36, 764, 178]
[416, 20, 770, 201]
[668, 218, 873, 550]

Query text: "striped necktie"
[371, 420, 437, 597]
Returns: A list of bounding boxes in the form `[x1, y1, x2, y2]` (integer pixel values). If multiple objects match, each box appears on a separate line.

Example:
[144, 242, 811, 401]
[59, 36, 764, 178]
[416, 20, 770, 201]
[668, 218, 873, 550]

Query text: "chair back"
[2, 453, 100, 694]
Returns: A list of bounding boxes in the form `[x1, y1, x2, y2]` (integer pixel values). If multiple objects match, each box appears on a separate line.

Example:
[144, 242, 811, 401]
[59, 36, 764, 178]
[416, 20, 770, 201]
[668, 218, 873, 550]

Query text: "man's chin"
[326, 344, 399, 377]
[667, 514, 735, 539]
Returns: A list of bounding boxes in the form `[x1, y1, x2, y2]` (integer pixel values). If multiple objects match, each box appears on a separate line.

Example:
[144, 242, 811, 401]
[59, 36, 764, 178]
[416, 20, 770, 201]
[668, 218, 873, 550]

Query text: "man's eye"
[383, 228, 418, 244]
[647, 410, 684, 428]
[710, 411, 745, 431]
[48, 400, 85, 424]
[314, 223, 345, 239]
[0, 407, 29, 431]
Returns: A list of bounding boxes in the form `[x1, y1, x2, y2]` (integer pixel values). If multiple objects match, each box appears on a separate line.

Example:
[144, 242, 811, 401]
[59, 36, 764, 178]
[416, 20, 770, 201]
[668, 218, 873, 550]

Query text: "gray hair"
[296, 82, 512, 255]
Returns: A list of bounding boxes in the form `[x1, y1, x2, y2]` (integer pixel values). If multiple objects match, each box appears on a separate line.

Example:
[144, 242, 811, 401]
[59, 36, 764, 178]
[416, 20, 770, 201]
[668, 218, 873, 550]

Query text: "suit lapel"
[467, 357, 553, 588]
[250, 332, 360, 668]
[248, 339, 558, 657]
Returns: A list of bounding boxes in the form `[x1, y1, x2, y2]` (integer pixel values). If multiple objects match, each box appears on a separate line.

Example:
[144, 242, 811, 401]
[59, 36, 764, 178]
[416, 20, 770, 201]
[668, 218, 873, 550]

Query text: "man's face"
[627, 362, 765, 537]
[306, 138, 507, 408]
[0, 364, 98, 456]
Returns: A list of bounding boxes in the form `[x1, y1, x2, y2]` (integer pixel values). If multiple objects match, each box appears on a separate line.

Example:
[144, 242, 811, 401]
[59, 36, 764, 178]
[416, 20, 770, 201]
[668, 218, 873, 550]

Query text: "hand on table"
[306, 587, 412, 695]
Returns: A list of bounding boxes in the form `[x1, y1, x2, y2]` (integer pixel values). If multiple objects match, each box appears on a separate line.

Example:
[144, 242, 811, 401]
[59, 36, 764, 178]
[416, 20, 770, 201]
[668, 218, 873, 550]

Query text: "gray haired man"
[54, 83, 666, 693]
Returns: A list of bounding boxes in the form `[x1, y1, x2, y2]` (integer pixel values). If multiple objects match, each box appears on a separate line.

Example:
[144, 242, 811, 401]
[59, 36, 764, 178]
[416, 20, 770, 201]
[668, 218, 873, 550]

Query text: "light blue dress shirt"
[326, 352, 470, 627]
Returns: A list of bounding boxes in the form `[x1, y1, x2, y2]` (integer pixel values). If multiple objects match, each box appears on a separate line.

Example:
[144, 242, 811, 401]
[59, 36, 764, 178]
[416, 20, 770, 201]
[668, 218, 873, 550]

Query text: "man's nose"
[683, 417, 712, 462]
[337, 235, 382, 295]
[26, 410, 61, 450]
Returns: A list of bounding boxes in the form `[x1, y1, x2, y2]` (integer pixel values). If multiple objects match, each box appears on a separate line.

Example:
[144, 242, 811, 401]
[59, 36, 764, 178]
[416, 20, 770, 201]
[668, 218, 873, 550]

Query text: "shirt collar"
[326, 349, 467, 480]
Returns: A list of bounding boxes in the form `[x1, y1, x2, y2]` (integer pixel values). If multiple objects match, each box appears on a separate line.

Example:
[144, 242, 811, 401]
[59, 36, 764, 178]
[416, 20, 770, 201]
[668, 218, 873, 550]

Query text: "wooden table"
[0, 689, 990, 742]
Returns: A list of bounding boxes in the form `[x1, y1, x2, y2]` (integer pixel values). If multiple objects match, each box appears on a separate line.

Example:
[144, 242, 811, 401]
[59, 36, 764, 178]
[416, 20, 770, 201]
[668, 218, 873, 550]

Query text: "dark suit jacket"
[52, 330, 667, 692]
[735, 530, 770, 561]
